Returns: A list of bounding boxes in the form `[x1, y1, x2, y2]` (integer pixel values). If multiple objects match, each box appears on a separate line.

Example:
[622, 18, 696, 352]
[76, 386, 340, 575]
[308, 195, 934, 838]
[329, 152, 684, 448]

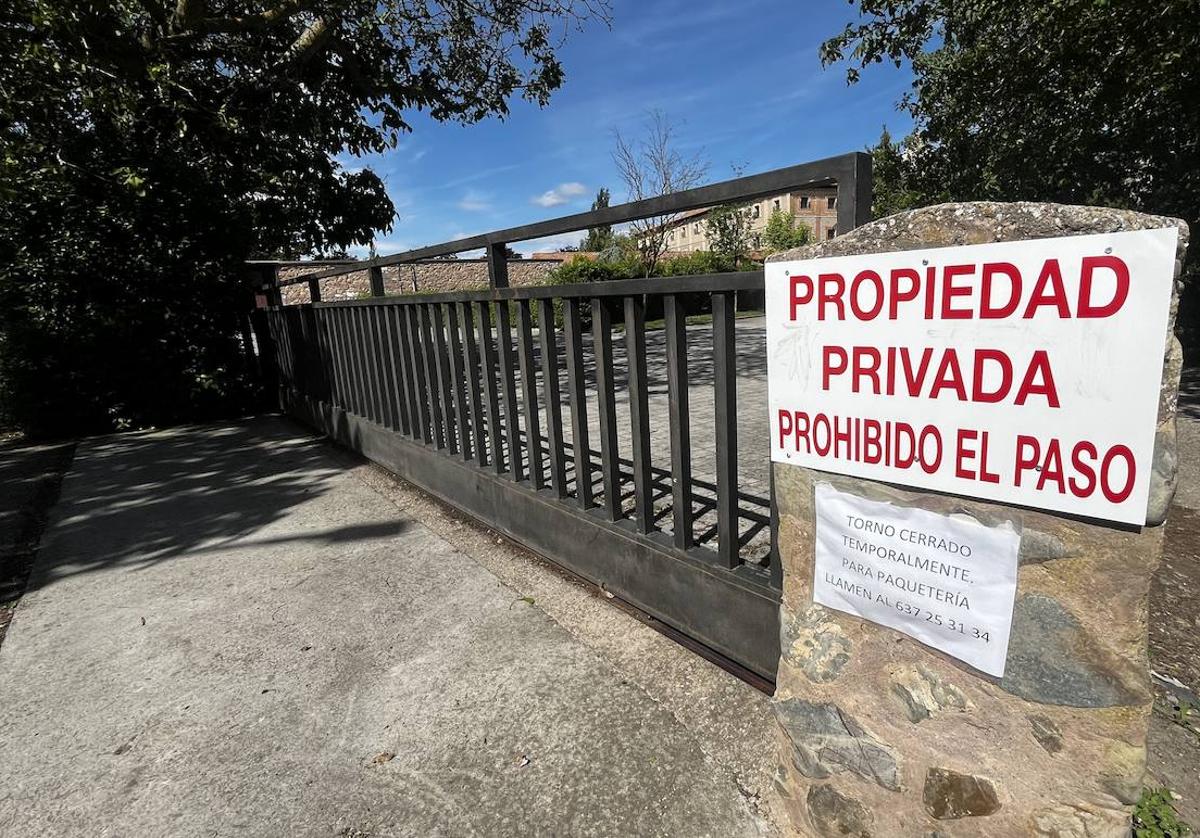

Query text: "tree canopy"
[0, 0, 605, 434]
[825, 0, 1199, 224]
[825, 0, 1199, 344]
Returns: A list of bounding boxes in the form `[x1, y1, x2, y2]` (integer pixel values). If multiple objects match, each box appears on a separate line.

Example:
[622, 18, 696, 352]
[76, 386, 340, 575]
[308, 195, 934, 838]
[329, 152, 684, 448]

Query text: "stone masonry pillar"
[766, 203, 1189, 837]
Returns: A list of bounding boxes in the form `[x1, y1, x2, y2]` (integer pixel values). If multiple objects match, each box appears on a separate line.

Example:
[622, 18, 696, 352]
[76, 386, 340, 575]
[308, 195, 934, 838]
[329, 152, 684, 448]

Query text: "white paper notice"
[813, 483, 1020, 676]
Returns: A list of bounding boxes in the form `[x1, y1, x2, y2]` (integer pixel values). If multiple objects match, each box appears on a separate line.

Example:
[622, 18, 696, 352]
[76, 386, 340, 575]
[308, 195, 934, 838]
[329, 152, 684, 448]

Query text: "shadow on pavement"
[23, 415, 405, 593]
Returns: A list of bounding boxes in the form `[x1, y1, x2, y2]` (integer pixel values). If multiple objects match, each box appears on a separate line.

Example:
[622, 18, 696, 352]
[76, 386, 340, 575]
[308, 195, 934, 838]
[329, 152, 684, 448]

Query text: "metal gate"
[251, 154, 871, 681]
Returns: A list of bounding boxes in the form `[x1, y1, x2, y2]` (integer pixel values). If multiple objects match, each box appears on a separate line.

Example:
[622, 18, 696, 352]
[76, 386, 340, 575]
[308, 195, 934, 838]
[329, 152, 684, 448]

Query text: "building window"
[799, 196, 810, 209]
[773, 199, 781, 211]
[827, 196, 837, 209]
[826, 226, 836, 240]
[694, 224, 701, 235]
[752, 205, 760, 219]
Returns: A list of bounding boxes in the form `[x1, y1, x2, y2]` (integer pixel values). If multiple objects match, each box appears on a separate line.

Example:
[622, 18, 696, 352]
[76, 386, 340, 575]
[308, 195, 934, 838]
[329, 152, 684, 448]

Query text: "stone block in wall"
[275, 258, 564, 305]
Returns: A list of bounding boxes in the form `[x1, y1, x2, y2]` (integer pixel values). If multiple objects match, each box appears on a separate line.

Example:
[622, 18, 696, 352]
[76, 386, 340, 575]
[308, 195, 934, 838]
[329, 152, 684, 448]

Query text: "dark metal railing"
[251, 153, 872, 680]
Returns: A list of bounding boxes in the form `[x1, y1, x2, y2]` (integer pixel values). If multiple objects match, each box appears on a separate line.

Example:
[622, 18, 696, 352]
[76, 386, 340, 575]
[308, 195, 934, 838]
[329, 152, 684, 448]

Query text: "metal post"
[486, 242, 510, 289]
[369, 265, 386, 297]
[836, 150, 873, 233]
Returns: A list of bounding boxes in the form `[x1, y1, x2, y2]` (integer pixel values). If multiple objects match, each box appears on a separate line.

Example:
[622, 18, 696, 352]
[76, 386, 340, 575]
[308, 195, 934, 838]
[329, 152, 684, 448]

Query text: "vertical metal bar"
[563, 298, 592, 509]
[713, 290, 739, 569]
[366, 306, 389, 426]
[347, 307, 368, 417]
[336, 304, 357, 412]
[476, 301, 505, 474]
[314, 308, 334, 406]
[592, 299, 621, 521]
[537, 299, 567, 499]
[664, 294, 694, 549]
[432, 304, 457, 454]
[418, 304, 445, 448]
[516, 301, 544, 490]
[274, 309, 292, 389]
[446, 303, 471, 461]
[486, 242, 509, 289]
[269, 310, 289, 389]
[369, 264, 386, 297]
[357, 307, 383, 424]
[327, 308, 348, 410]
[496, 301, 523, 481]
[376, 306, 403, 432]
[265, 266, 283, 308]
[460, 303, 487, 468]
[624, 296, 653, 533]
[389, 306, 415, 437]
[299, 306, 317, 398]
[405, 305, 432, 444]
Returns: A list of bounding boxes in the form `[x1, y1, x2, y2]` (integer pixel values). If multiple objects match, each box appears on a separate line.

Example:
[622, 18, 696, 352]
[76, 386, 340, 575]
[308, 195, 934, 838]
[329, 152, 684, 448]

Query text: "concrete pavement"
[0, 418, 776, 837]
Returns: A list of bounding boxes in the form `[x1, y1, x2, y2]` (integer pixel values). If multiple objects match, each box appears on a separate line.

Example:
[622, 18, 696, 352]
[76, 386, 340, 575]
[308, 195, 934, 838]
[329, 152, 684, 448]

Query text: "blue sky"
[344, 0, 914, 257]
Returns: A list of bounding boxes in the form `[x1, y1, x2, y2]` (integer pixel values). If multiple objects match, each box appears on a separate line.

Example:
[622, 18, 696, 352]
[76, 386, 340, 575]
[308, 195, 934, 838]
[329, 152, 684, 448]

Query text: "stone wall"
[276, 258, 564, 304]
[766, 203, 1189, 837]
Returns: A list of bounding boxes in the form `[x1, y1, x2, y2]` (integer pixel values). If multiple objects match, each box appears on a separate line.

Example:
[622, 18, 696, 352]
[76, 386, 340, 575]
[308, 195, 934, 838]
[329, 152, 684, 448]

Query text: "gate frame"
[252, 153, 872, 682]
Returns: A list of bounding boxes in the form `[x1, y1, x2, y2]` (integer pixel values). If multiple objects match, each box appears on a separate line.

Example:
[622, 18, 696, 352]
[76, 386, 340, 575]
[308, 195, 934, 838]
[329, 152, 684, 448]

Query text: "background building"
[663, 185, 840, 253]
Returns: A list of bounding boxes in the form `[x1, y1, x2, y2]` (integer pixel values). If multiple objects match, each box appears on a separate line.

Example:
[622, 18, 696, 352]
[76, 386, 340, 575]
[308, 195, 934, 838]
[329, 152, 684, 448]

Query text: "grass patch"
[1135, 788, 1192, 837]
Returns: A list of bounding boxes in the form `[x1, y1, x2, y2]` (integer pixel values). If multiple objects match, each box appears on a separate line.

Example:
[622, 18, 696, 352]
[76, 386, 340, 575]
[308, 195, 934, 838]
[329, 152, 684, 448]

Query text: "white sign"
[766, 228, 1178, 525]
[814, 483, 1019, 676]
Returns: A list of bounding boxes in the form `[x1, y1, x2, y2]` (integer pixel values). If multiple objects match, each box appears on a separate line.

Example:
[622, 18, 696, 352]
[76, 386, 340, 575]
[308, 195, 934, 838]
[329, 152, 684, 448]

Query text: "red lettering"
[1014, 350, 1060, 407]
[818, 273, 846, 321]
[852, 347, 882, 394]
[1101, 445, 1136, 503]
[1014, 435, 1040, 487]
[850, 270, 885, 320]
[1023, 259, 1071, 319]
[980, 262, 1021, 319]
[972, 349, 1013, 403]
[956, 429, 979, 480]
[1036, 439, 1066, 493]
[940, 264, 975, 319]
[823, 346, 848, 390]
[900, 347, 934, 396]
[1078, 255, 1130, 318]
[888, 268, 921, 319]
[789, 274, 813, 321]
[777, 409, 793, 451]
[929, 349, 967, 401]
[1069, 441, 1098, 498]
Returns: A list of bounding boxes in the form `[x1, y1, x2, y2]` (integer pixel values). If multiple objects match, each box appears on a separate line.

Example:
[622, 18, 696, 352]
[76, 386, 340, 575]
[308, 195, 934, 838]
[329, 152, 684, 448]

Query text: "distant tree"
[0, 0, 607, 435]
[869, 128, 925, 220]
[581, 188, 614, 252]
[611, 111, 709, 277]
[504, 246, 524, 260]
[705, 204, 754, 269]
[762, 209, 812, 254]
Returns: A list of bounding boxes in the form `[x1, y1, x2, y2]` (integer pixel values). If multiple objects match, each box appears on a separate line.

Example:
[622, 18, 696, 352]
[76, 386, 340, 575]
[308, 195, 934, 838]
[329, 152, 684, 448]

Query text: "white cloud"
[531, 182, 588, 208]
[514, 232, 585, 257]
[457, 190, 491, 212]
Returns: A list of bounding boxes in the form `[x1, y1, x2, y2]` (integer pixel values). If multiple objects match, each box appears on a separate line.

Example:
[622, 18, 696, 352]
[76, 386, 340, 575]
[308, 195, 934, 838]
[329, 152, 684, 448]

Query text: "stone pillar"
[767, 203, 1189, 837]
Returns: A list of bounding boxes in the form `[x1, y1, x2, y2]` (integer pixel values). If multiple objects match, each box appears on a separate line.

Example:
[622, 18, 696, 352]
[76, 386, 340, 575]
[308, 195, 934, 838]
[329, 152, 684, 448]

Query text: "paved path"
[0, 418, 772, 838]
